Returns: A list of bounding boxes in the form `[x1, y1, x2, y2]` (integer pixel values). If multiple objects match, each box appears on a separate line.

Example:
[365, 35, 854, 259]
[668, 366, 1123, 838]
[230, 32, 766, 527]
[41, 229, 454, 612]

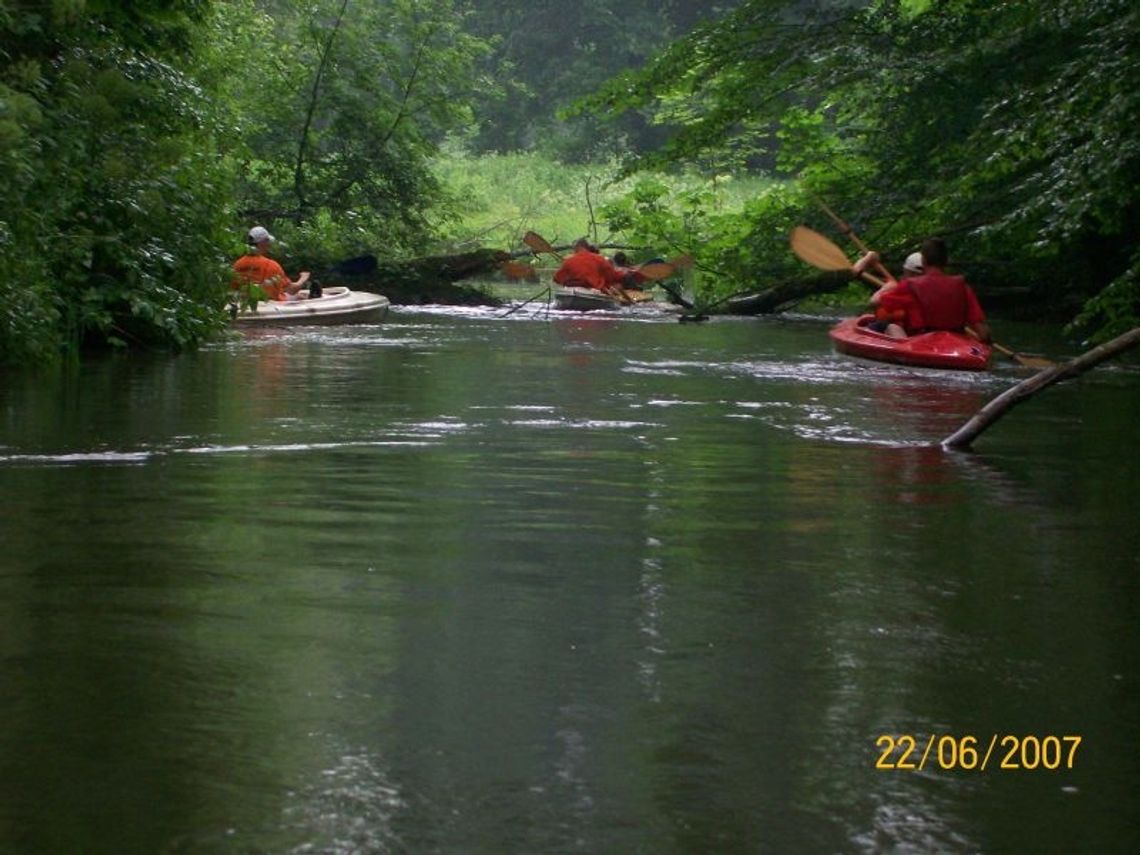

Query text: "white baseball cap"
[247, 225, 275, 245]
[903, 252, 923, 273]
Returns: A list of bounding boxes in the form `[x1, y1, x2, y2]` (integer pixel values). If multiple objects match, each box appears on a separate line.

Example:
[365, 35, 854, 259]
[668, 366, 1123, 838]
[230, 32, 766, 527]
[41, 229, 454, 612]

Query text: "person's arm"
[869, 282, 899, 305]
[853, 251, 899, 303]
[281, 270, 310, 297]
[963, 286, 991, 341]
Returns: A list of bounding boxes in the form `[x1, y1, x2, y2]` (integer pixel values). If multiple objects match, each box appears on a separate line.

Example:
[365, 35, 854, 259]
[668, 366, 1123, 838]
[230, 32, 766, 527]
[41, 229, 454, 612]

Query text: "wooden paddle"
[501, 260, 538, 281]
[638, 261, 676, 280]
[637, 261, 697, 310]
[621, 289, 655, 303]
[790, 225, 1054, 369]
[813, 197, 893, 280]
[523, 230, 562, 259]
[983, 340, 1054, 369]
[790, 225, 861, 274]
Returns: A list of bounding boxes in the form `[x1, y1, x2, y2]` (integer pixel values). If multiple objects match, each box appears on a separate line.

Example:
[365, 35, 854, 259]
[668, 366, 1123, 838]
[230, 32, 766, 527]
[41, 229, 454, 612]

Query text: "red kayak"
[829, 315, 992, 371]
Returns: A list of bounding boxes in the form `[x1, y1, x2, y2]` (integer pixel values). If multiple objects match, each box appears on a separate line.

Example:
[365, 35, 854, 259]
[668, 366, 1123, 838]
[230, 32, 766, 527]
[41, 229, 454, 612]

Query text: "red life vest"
[553, 249, 622, 291]
[907, 271, 970, 331]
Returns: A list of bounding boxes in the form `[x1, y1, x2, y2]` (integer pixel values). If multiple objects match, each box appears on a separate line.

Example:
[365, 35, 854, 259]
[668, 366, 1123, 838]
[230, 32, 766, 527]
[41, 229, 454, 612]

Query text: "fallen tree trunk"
[725, 272, 857, 314]
[942, 327, 1140, 450]
[312, 248, 510, 305]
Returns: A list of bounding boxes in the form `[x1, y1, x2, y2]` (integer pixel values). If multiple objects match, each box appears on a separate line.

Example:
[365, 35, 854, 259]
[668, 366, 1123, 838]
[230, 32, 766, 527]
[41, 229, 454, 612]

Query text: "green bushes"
[1, 4, 234, 361]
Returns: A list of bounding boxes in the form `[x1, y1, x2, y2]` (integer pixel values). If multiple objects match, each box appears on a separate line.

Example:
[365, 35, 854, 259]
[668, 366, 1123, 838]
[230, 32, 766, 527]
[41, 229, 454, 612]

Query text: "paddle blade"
[501, 260, 538, 281]
[993, 343, 1055, 369]
[668, 254, 695, 269]
[638, 262, 676, 280]
[789, 226, 853, 272]
[523, 230, 556, 255]
[622, 289, 654, 303]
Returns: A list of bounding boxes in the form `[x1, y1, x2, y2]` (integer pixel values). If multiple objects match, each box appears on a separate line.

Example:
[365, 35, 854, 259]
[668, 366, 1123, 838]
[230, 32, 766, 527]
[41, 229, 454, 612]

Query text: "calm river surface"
[1, 304, 1138, 853]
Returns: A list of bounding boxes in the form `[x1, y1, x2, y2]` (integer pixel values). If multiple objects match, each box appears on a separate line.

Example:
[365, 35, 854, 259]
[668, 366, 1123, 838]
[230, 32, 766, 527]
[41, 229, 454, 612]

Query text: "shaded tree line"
[461, 0, 741, 160]
[2, 0, 1136, 363]
[1, 0, 494, 361]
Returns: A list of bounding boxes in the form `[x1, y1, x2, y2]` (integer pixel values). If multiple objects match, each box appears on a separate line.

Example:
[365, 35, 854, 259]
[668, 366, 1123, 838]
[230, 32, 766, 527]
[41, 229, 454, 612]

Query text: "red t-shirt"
[232, 254, 290, 301]
[553, 249, 623, 291]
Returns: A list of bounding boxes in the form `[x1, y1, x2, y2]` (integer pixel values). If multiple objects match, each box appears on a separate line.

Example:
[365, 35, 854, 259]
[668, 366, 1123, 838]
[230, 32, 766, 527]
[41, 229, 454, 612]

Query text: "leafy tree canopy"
[580, 0, 1140, 339]
[1, 0, 497, 360]
[462, 0, 742, 161]
[1, 0, 232, 360]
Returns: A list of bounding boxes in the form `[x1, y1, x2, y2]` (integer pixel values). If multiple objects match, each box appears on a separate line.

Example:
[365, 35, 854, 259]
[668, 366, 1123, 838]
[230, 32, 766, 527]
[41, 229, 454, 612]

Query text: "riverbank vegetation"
[2, 0, 1136, 362]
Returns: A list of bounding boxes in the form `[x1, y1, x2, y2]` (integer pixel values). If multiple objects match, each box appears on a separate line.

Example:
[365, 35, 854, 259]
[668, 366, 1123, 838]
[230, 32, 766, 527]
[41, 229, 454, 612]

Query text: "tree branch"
[943, 327, 1140, 450]
[294, 0, 351, 213]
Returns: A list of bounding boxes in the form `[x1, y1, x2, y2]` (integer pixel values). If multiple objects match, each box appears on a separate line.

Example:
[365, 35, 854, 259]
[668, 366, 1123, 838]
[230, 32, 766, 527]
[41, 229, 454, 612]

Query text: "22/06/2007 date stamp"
[875, 735, 1082, 771]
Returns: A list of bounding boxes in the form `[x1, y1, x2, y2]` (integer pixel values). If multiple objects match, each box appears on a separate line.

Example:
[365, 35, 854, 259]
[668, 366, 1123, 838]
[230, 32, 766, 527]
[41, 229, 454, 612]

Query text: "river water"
[1, 304, 1138, 853]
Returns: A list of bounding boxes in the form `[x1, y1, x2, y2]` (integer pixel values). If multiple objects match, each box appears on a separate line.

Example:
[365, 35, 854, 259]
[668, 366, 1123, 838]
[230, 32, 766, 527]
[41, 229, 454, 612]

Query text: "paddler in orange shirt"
[232, 225, 311, 301]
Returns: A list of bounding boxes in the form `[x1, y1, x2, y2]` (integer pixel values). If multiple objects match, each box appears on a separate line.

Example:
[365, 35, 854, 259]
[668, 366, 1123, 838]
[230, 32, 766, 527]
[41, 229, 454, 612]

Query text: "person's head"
[902, 252, 924, 275]
[573, 238, 591, 252]
[247, 225, 275, 251]
[613, 251, 628, 266]
[920, 237, 948, 269]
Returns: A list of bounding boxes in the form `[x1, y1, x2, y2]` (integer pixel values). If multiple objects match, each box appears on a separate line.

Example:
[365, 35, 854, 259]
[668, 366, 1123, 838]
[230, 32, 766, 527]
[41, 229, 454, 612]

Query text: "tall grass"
[431, 149, 773, 255]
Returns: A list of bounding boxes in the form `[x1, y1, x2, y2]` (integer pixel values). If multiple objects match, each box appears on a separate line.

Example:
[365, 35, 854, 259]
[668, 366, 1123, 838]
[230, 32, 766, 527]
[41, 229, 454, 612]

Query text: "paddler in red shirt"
[553, 238, 625, 295]
[854, 237, 991, 343]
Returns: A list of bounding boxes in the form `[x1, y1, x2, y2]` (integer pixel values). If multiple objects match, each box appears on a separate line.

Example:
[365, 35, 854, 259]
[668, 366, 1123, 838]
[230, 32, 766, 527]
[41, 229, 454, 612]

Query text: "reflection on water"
[1, 312, 1138, 853]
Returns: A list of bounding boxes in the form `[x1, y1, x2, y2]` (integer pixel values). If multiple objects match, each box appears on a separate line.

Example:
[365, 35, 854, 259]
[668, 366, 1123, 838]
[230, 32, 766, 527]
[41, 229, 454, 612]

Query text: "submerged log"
[311, 248, 511, 306]
[942, 327, 1140, 450]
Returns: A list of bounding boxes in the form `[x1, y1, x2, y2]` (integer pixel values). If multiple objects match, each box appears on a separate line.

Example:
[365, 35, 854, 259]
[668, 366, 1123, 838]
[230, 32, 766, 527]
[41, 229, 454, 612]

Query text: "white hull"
[551, 286, 682, 314]
[233, 286, 389, 325]
[552, 287, 621, 311]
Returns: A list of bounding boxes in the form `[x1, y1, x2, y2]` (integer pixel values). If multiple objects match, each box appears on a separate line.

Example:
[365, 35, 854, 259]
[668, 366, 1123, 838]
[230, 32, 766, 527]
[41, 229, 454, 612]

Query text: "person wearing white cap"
[852, 239, 990, 342]
[231, 225, 310, 301]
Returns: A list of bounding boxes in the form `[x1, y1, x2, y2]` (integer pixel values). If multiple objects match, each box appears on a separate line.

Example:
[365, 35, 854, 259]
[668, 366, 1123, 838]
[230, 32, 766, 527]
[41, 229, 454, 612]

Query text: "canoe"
[829, 315, 992, 371]
[552, 286, 665, 312]
[553, 286, 623, 311]
[232, 286, 389, 325]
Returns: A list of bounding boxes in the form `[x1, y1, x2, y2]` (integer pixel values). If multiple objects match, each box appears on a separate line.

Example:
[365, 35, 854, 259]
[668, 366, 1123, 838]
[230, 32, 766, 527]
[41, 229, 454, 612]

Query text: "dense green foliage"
[209, 0, 492, 258]
[1, 0, 233, 360]
[1, 0, 493, 361]
[581, 0, 1140, 338]
[432, 147, 775, 267]
[461, 0, 740, 161]
[2, 0, 1136, 362]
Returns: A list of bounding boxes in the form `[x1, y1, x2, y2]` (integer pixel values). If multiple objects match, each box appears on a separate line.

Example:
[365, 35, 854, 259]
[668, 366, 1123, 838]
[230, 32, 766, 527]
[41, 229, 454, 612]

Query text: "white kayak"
[232, 286, 389, 325]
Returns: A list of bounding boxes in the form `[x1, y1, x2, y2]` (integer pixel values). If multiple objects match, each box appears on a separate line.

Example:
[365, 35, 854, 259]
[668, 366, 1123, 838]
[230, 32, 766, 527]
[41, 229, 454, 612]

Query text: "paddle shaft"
[814, 198, 894, 281]
[500, 285, 551, 317]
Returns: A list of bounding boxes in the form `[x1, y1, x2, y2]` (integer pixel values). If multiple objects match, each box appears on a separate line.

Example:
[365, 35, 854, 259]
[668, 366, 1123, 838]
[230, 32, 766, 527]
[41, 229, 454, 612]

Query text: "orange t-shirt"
[232, 254, 290, 301]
